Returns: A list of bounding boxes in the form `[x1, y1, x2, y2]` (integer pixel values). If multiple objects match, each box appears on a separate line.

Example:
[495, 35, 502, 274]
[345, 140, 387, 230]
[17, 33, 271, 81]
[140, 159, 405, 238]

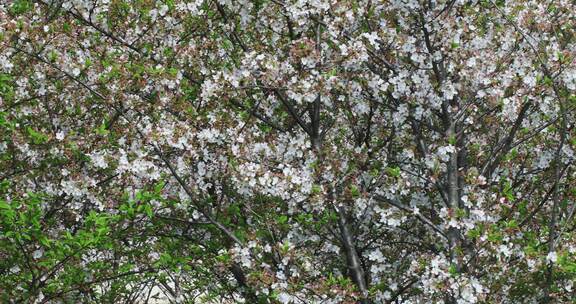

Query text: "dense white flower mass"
[1, 0, 575, 303]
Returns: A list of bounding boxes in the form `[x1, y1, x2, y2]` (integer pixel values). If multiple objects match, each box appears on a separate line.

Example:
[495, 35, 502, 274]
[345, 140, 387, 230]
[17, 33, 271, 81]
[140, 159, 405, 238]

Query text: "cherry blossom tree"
[1, 0, 576, 303]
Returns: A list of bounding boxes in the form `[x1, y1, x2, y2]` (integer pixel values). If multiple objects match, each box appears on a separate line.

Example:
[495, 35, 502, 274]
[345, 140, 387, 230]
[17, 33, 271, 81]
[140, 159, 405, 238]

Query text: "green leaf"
[448, 264, 458, 276]
[350, 185, 360, 198]
[0, 74, 14, 101]
[277, 215, 288, 224]
[144, 204, 153, 218]
[0, 200, 11, 210]
[385, 166, 401, 178]
[228, 204, 240, 216]
[9, 0, 32, 15]
[311, 184, 322, 194]
[27, 127, 49, 144]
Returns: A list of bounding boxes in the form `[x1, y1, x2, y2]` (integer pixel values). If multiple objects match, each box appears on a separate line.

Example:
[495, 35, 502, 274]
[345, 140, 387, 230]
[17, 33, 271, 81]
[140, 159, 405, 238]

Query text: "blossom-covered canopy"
[1, 0, 575, 303]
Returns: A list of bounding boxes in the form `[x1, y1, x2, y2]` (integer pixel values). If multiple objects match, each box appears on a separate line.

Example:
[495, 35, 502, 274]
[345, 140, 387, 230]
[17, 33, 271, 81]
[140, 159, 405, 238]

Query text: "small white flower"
[546, 251, 558, 264]
[158, 4, 169, 15]
[10, 265, 21, 274]
[367, 250, 386, 262]
[34, 292, 44, 304]
[55, 131, 65, 140]
[32, 249, 43, 259]
[277, 292, 292, 304]
[499, 245, 511, 257]
[442, 83, 457, 100]
[522, 74, 536, 88]
[90, 152, 108, 169]
[383, 291, 392, 300]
